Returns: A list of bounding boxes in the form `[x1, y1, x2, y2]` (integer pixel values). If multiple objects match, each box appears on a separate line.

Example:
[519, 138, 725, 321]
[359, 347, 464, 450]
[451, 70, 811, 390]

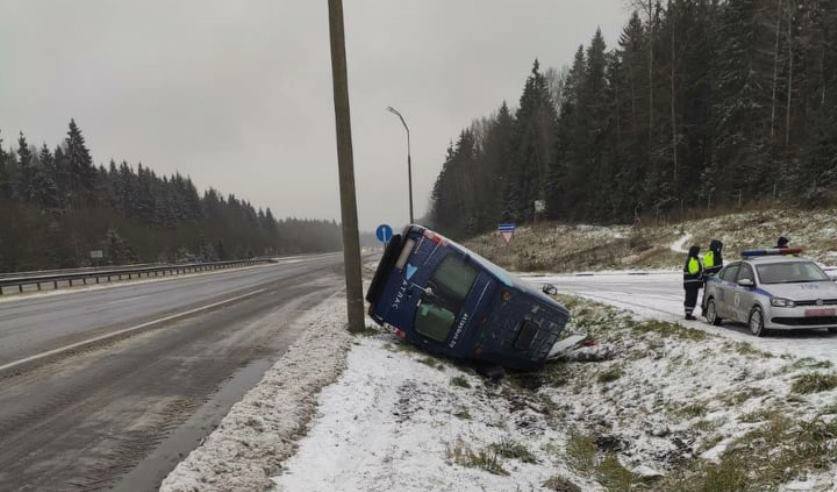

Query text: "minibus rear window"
[415, 255, 477, 342]
[395, 238, 415, 270]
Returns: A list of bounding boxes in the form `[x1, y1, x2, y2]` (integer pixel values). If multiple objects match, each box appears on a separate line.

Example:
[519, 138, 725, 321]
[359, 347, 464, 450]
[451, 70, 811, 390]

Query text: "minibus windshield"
[415, 255, 478, 342]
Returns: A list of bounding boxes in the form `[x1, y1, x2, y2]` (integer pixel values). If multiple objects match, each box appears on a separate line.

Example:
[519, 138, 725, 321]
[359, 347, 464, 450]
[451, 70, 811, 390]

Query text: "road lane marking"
[0, 288, 266, 375]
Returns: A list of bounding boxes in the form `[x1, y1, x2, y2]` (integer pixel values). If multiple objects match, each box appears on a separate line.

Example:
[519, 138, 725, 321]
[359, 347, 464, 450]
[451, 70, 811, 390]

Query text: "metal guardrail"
[0, 259, 270, 296]
[0, 262, 160, 280]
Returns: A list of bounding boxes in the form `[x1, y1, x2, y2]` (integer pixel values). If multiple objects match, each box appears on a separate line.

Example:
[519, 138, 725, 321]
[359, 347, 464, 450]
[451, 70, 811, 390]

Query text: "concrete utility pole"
[386, 106, 415, 224]
[327, 0, 365, 333]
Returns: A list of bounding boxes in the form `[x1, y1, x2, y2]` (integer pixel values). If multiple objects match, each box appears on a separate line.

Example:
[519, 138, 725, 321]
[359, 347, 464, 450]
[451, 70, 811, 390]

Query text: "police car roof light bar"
[741, 247, 803, 258]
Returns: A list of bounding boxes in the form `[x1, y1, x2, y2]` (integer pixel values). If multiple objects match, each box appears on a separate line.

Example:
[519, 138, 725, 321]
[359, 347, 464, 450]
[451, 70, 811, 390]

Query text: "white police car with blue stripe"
[702, 248, 837, 336]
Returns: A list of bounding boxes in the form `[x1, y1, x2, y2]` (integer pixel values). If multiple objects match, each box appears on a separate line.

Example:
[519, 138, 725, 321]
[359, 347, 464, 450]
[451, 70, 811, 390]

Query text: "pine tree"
[510, 59, 557, 222]
[796, 0, 837, 201]
[64, 118, 96, 205]
[104, 228, 138, 264]
[427, 129, 491, 236]
[710, 0, 772, 205]
[603, 51, 634, 221]
[552, 46, 587, 218]
[482, 102, 516, 226]
[15, 132, 35, 202]
[0, 130, 9, 200]
[582, 29, 613, 220]
[33, 144, 60, 208]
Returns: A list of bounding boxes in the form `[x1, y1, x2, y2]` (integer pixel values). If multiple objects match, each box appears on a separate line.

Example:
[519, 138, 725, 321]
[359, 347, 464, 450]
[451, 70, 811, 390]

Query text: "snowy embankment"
[161, 293, 351, 491]
[669, 233, 692, 254]
[272, 296, 836, 491]
[465, 207, 837, 274]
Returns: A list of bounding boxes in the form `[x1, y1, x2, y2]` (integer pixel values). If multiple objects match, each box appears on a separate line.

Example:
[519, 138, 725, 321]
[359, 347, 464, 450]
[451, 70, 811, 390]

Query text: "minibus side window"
[415, 255, 478, 342]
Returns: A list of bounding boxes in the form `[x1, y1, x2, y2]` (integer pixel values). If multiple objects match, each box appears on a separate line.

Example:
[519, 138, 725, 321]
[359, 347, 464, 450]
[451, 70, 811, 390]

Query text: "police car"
[703, 248, 837, 336]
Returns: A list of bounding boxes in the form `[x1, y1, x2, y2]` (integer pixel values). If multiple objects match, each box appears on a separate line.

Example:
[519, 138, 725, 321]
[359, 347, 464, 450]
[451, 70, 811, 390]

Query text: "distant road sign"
[497, 223, 516, 244]
[90, 250, 104, 259]
[534, 199, 546, 213]
[376, 224, 394, 244]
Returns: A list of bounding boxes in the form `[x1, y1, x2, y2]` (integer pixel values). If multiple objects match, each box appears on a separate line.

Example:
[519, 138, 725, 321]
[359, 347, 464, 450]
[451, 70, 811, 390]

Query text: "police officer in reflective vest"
[702, 239, 723, 276]
[683, 245, 703, 320]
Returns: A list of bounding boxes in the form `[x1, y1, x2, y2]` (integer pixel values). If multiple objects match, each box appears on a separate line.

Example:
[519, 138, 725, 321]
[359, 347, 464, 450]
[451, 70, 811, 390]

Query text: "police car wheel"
[829, 327, 837, 334]
[748, 306, 766, 337]
[705, 298, 722, 326]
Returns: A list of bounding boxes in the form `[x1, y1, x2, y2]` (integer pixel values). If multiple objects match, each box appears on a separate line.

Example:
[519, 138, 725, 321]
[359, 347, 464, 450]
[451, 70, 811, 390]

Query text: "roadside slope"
[464, 207, 837, 273]
[272, 297, 837, 491]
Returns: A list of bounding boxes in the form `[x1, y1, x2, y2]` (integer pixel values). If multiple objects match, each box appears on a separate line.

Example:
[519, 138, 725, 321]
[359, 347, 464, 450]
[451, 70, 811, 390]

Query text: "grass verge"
[665, 415, 837, 490]
[450, 375, 471, 388]
[566, 431, 638, 491]
[791, 372, 837, 394]
[489, 438, 537, 464]
[446, 438, 508, 476]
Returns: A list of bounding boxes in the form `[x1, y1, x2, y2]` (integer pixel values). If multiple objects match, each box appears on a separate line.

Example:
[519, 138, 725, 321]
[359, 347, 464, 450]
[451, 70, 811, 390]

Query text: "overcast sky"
[0, 1, 629, 231]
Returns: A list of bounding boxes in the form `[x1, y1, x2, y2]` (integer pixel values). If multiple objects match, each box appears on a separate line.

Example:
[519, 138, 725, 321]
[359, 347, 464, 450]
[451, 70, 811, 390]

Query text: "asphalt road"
[0, 253, 346, 491]
[524, 272, 837, 362]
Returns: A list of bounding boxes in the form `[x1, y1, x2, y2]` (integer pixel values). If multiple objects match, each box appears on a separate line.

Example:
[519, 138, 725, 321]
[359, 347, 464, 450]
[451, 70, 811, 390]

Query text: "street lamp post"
[386, 106, 414, 224]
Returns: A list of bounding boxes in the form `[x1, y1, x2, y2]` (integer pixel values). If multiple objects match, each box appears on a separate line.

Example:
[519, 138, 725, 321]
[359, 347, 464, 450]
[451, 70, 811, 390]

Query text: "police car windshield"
[415, 255, 478, 342]
[756, 262, 830, 285]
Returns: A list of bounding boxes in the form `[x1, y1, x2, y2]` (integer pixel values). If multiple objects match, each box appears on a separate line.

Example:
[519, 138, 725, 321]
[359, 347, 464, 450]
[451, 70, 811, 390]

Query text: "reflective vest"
[688, 257, 701, 275]
[703, 251, 715, 269]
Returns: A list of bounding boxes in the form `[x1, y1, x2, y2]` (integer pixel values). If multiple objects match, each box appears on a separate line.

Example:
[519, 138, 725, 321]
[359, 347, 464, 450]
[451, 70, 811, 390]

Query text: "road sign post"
[376, 224, 393, 246]
[498, 223, 516, 244]
[328, 0, 365, 333]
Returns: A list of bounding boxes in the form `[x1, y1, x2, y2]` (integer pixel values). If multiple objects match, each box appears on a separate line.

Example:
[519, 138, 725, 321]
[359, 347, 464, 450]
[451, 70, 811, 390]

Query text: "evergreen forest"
[429, 0, 837, 238]
[0, 120, 342, 272]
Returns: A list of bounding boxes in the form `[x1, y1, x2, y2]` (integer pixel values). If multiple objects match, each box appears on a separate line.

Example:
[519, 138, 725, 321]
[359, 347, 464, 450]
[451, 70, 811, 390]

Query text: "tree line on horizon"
[0, 120, 343, 272]
[429, 0, 837, 239]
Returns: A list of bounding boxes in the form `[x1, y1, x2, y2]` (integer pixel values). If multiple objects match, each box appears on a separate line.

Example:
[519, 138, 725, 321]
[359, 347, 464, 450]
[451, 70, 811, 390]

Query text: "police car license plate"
[805, 308, 836, 317]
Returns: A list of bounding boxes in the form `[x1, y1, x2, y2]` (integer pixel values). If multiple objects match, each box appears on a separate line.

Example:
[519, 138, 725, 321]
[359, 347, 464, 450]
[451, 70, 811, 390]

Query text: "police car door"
[716, 263, 740, 318]
[733, 263, 757, 323]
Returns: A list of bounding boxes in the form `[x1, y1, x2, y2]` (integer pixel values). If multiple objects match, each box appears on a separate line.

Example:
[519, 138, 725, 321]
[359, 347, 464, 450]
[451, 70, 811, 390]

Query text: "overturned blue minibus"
[366, 225, 571, 370]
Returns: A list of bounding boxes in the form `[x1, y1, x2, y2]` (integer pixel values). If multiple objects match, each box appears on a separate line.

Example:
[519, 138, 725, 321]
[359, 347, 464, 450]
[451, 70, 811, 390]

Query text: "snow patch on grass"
[550, 296, 836, 490]
[273, 295, 836, 491]
[271, 331, 598, 491]
[669, 233, 692, 254]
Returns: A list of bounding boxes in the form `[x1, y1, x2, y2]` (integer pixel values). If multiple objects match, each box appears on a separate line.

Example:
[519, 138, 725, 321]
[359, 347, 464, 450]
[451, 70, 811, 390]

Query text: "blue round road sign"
[376, 224, 393, 244]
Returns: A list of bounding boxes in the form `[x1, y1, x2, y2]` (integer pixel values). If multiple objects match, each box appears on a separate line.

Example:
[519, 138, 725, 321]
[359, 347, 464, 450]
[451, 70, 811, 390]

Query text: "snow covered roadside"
[669, 233, 692, 254]
[160, 293, 351, 491]
[272, 297, 837, 491]
[272, 333, 598, 491]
